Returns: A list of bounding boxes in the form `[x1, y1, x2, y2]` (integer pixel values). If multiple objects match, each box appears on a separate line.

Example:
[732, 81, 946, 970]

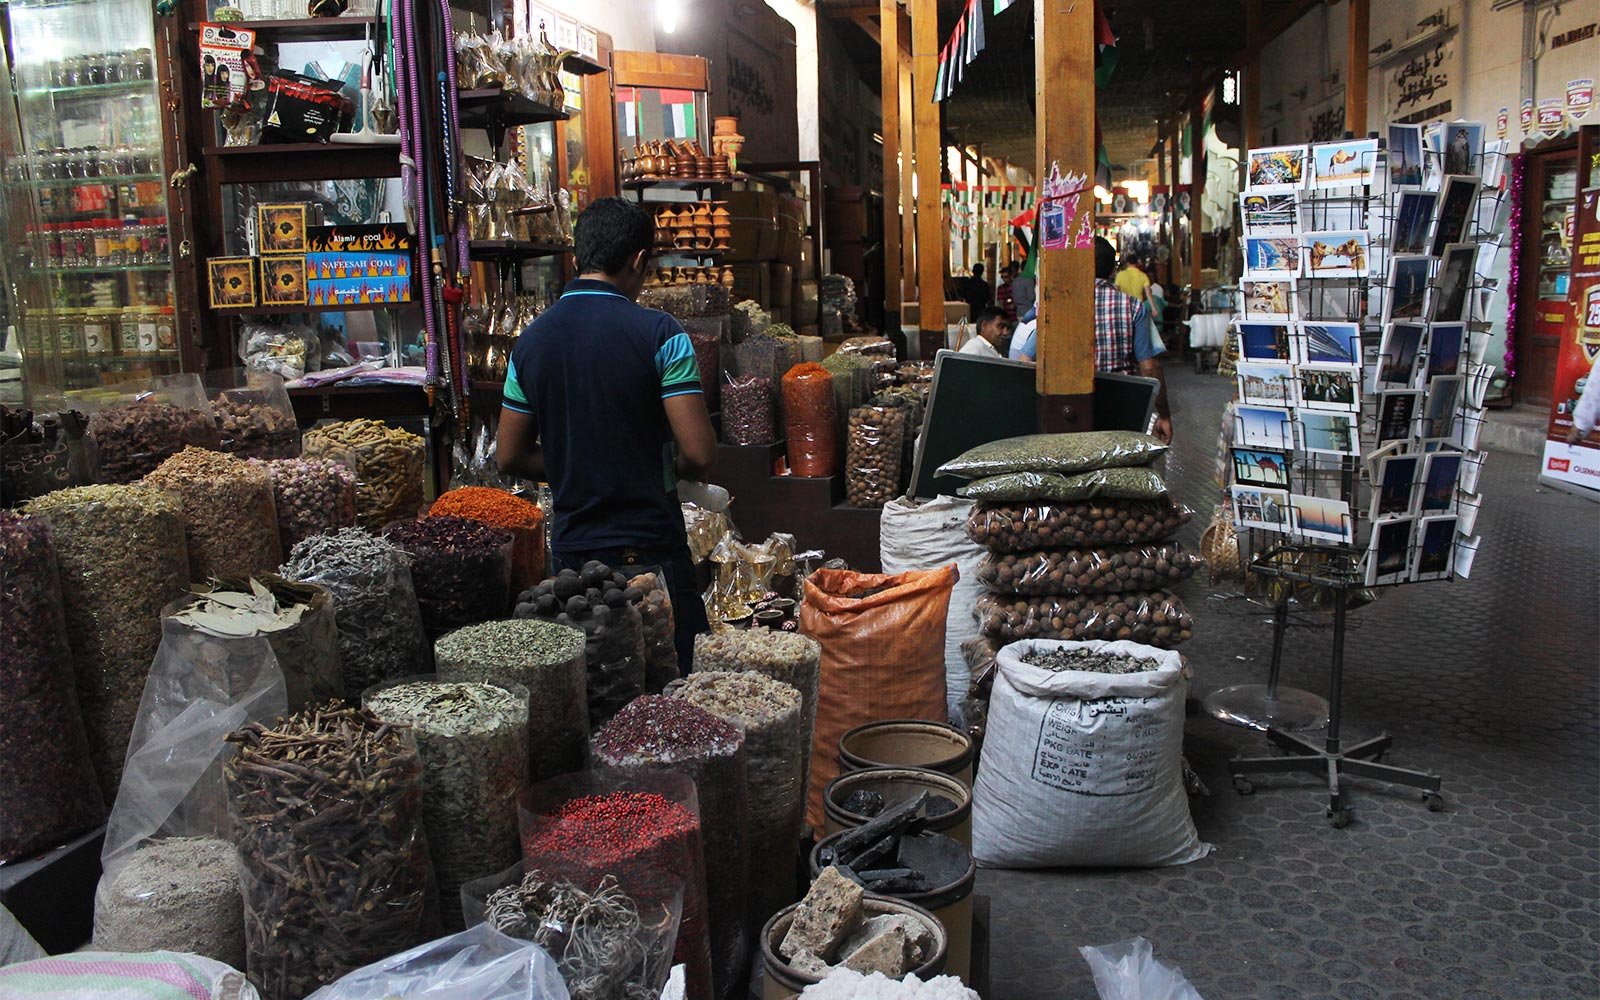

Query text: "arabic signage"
[1380, 30, 1459, 126]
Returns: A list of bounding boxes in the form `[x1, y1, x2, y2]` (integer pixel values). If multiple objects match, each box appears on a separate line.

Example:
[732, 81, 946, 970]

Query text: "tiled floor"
[978, 365, 1600, 1000]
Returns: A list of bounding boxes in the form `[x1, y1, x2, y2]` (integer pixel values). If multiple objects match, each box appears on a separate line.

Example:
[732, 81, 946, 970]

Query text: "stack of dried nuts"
[212, 395, 299, 460]
[86, 398, 219, 483]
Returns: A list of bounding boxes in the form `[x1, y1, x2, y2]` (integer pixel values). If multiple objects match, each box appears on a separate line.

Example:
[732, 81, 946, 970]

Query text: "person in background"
[1116, 253, 1152, 303]
[958, 306, 1012, 358]
[496, 196, 715, 671]
[1096, 237, 1173, 442]
[1008, 277, 1038, 363]
[996, 262, 1020, 322]
[1567, 355, 1599, 444]
[960, 263, 992, 320]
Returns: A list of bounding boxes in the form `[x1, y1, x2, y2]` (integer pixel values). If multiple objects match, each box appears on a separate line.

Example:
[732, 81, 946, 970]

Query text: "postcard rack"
[1223, 126, 1511, 827]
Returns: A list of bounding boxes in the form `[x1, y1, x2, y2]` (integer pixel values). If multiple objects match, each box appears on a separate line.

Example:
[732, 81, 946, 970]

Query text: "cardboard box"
[798, 236, 816, 279]
[307, 223, 414, 306]
[259, 254, 308, 306]
[257, 203, 308, 253]
[767, 262, 794, 309]
[795, 279, 819, 327]
[208, 256, 257, 309]
[727, 217, 778, 262]
[725, 189, 779, 222]
[730, 262, 770, 307]
[775, 218, 803, 267]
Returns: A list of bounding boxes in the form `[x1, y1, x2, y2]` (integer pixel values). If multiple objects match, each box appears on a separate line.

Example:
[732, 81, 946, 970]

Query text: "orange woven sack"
[800, 565, 957, 829]
[781, 363, 838, 478]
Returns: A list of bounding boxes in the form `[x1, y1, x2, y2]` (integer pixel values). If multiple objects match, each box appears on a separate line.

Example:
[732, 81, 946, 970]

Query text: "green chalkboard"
[908, 350, 1158, 500]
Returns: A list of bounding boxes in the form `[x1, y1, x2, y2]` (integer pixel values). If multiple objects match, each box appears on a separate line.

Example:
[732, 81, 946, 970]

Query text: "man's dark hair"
[574, 197, 655, 275]
[975, 306, 1008, 328]
[972, 262, 985, 279]
[1095, 237, 1118, 281]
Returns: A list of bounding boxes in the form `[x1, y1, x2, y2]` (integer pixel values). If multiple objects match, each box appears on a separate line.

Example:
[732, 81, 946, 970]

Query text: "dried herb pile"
[693, 627, 821, 785]
[143, 446, 281, 579]
[1019, 646, 1162, 675]
[92, 836, 243, 967]
[383, 516, 514, 638]
[280, 528, 432, 694]
[251, 457, 356, 555]
[365, 680, 528, 930]
[87, 398, 219, 484]
[434, 619, 589, 783]
[0, 512, 105, 861]
[24, 484, 189, 798]
[301, 418, 424, 529]
[430, 486, 547, 591]
[225, 704, 435, 1000]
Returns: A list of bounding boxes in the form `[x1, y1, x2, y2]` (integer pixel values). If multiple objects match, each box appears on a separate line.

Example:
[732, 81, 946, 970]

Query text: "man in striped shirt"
[497, 197, 715, 670]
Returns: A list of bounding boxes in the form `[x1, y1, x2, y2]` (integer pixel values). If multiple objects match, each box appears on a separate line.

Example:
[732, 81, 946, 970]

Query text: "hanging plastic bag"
[1080, 937, 1205, 1000]
[94, 620, 288, 968]
[0, 952, 259, 1000]
[303, 924, 569, 1000]
[781, 363, 837, 478]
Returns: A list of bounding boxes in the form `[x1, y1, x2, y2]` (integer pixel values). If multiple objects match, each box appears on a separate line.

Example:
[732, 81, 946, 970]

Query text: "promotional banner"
[1542, 186, 1600, 495]
[1536, 97, 1566, 139]
[1569, 78, 1595, 123]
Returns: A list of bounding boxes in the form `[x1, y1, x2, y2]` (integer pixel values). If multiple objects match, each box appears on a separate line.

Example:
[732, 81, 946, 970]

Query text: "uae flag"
[616, 86, 638, 137]
[661, 89, 698, 139]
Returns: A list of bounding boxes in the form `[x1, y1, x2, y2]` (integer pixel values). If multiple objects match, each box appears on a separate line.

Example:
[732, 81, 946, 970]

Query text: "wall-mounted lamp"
[659, 0, 683, 34]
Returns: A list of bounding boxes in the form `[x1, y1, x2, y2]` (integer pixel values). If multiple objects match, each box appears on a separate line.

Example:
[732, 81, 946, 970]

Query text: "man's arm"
[495, 406, 545, 480]
[665, 393, 717, 480]
[1133, 303, 1173, 443]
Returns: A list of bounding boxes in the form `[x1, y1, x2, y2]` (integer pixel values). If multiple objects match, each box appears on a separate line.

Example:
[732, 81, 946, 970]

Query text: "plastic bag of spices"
[23, 485, 191, 800]
[143, 446, 282, 580]
[515, 563, 648, 729]
[94, 616, 288, 968]
[844, 405, 906, 508]
[430, 486, 547, 594]
[301, 923, 569, 1000]
[461, 861, 682, 1000]
[965, 498, 1194, 553]
[520, 771, 715, 1000]
[251, 457, 357, 555]
[592, 697, 748, 1000]
[977, 544, 1205, 596]
[281, 528, 433, 695]
[781, 363, 838, 478]
[384, 516, 516, 639]
[208, 376, 301, 461]
[975, 590, 1195, 648]
[302, 418, 425, 529]
[629, 570, 681, 692]
[958, 467, 1171, 503]
[82, 374, 221, 484]
[937, 430, 1168, 479]
[226, 705, 438, 1000]
[721, 374, 775, 446]
[0, 513, 106, 864]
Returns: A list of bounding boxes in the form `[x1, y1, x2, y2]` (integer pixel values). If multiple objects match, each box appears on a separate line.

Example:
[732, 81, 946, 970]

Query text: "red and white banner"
[1542, 186, 1600, 494]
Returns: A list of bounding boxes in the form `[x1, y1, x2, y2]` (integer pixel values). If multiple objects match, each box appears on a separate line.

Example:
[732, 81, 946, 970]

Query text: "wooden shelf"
[187, 16, 380, 41]
[212, 299, 417, 316]
[653, 248, 727, 260]
[203, 143, 401, 183]
[288, 381, 433, 422]
[624, 176, 740, 191]
[457, 89, 569, 130]
[468, 239, 570, 262]
[563, 52, 607, 76]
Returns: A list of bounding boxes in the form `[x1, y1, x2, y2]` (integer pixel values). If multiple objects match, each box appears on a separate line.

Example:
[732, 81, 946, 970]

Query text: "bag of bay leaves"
[95, 595, 291, 968]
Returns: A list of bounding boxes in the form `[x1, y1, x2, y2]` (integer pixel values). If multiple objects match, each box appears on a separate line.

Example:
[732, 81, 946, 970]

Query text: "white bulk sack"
[972, 638, 1209, 868]
[879, 496, 987, 722]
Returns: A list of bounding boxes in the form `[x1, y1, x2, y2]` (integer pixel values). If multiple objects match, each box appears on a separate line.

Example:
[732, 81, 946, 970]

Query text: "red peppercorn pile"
[522, 788, 715, 1000]
[593, 697, 748, 1000]
[429, 486, 546, 592]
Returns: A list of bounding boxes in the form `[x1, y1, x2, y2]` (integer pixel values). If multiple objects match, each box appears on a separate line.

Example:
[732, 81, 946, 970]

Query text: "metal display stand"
[1225, 132, 1510, 826]
[1228, 544, 1441, 828]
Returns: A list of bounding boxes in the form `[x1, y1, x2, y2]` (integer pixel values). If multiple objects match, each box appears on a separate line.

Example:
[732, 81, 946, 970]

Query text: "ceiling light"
[658, 0, 682, 34]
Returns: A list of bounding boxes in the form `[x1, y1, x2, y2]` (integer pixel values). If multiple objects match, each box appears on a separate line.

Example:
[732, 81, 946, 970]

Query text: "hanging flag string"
[935, 0, 986, 102]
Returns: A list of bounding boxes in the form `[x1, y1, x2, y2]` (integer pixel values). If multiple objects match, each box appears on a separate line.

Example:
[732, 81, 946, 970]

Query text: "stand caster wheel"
[1232, 776, 1254, 795]
[1423, 791, 1444, 812]
[1327, 807, 1351, 829]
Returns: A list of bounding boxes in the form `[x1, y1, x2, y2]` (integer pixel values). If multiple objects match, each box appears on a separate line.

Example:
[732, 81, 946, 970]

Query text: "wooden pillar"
[899, 50, 916, 307]
[1189, 94, 1205, 287]
[880, 0, 902, 312]
[1033, 0, 1096, 431]
[911, 0, 943, 358]
[1345, 0, 1370, 136]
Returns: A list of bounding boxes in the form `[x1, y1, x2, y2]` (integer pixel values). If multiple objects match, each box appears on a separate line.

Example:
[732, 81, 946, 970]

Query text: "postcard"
[1290, 493, 1354, 544]
[1236, 405, 1295, 450]
[1304, 230, 1371, 279]
[1430, 243, 1478, 322]
[1242, 280, 1296, 320]
[1481, 139, 1508, 189]
[1454, 532, 1481, 580]
[1237, 322, 1294, 362]
[1244, 235, 1303, 279]
[1430, 176, 1481, 255]
[1366, 517, 1415, 586]
[1425, 322, 1466, 379]
[1231, 485, 1292, 533]
[1383, 255, 1433, 325]
[1375, 390, 1422, 445]
[1387, 124, 1425, 187]
[1376, 322, 1426, 389]
[1297, 410, 1360, 456]
[1390, 190, 1439, 254]
[1247, 144, 1309, 193]
[1364, 438, 1405, 483]
[1420, 452, 1463, 512]
[1313, 138, 1379, 188]
[1451, 405, 1487, 452]
[1420, 376, 1463, 440]
[1439, 122, 1484, 177]
[1465, 361, 1495, 408]
[1232, 447, 1292, 490]
[1457, 491, 1483, 537]
[1240, 192, 1300, 234]
[1237, 361, 1298, 407]
[1459, 451, 1486, 494]
[1297, 363, 1361, 412]
[1370, 455, 1420, 519]
[1412, 515, 1459, 581]
[1301, 322, 1362, 365]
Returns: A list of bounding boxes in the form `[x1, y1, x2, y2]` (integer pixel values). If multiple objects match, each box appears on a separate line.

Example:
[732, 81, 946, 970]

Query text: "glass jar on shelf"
[118, 306, 143, 355]
[153, 216, 170, 263]
[55, 309, 85, 355]
[155, 306, 177, 357]
[111, 143, 134, 176]
[83, 308, 115, 357]
[131, 49, 153, 82]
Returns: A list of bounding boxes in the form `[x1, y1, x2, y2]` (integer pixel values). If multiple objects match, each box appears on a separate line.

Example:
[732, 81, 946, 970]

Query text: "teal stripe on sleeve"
[503, 357, 533, 412]
[655, 330, 702, 394]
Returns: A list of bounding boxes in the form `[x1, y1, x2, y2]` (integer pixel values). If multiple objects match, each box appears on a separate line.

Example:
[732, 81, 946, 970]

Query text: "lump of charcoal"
[841, 789, 886, 818]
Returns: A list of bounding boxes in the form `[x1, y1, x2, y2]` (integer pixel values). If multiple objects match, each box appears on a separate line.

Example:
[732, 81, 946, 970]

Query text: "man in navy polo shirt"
[497, 197, 716, 672]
